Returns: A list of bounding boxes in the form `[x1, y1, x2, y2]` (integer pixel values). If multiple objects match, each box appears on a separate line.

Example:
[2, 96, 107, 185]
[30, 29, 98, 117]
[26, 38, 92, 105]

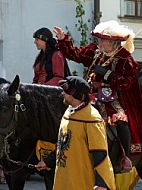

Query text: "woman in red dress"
[33, 27, 65, 86]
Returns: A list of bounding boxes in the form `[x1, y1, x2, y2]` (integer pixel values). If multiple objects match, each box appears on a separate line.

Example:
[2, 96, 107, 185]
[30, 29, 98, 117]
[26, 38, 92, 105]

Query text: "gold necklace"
[85, 49, 116, 81]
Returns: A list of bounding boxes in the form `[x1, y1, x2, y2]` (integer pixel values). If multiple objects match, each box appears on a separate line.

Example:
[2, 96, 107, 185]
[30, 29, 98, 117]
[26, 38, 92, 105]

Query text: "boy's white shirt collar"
[67, 102, 85, 115]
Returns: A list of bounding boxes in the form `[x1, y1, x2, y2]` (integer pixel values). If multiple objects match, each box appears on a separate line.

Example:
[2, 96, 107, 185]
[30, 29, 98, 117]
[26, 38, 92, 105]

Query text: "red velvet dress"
[57, 35, 142, 155]
[33, 51, 64, 86]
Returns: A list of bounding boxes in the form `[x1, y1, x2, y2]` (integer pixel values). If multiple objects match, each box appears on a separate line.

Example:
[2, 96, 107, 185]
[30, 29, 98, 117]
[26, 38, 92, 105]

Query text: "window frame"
[122, 0, 142, 18]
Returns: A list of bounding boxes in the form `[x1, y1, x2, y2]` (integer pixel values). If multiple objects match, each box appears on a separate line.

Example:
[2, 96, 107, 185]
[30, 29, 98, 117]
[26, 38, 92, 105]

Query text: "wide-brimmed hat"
[91, 20, 135, 53]
[59, 76, 90, 101]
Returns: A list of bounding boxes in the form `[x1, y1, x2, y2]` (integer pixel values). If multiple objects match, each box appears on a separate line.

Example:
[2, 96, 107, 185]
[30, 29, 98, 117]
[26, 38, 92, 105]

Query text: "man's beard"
[99, 45, 105, 52]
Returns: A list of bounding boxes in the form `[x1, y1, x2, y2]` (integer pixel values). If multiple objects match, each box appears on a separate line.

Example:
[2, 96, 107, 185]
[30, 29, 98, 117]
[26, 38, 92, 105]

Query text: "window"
[124, 0, 142, 17]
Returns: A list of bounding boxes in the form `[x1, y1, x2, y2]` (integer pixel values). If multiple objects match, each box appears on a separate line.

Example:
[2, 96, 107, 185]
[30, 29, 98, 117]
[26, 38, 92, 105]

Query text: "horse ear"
[8, 75, 20, 95]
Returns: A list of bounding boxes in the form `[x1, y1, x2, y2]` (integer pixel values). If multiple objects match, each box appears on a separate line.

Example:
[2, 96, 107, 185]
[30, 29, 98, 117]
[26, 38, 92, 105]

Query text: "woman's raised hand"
[53, 26, 65, 40]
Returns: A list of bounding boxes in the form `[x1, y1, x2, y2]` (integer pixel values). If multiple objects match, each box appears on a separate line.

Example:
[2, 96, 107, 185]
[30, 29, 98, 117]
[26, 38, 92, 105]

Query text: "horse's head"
[0, 74, 68, 157]
[0, 75, 20, 152]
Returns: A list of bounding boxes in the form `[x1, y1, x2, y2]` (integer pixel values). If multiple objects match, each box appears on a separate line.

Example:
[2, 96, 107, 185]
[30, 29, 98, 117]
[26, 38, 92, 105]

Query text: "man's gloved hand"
[94, 65, 114, 83]
[94, 65, 107, 76]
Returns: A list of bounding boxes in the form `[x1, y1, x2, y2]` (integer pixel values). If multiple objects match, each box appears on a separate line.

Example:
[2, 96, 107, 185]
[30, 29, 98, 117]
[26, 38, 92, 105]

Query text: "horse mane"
[18, 83, 67, 143]
[0, 81, 67, 143]
[0, 77, 10, 84]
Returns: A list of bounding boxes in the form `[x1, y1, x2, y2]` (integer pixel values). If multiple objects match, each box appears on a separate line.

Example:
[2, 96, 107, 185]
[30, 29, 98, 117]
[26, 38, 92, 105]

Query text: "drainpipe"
[94, 0, 100, 24]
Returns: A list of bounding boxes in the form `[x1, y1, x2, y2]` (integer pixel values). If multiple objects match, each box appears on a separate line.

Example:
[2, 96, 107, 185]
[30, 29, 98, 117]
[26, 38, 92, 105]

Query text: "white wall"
[0, 0, 94, 83]
[100, 0, 120, 22]
[0, 0, 142, 83]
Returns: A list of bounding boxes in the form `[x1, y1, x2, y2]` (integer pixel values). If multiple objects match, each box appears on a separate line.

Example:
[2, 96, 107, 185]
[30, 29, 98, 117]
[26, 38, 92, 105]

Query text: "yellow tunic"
[53, 103, 116, 190]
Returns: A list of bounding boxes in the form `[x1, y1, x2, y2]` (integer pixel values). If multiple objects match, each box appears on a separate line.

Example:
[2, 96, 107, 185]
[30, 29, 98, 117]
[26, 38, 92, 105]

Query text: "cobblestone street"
[0, 174, 46, 190]
[0, 174, 141, 190]
[134, 179, 142, 190]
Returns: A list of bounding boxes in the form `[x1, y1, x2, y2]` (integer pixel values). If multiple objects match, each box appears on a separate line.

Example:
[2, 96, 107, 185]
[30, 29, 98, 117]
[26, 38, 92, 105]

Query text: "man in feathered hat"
[53, 20, 142, 173]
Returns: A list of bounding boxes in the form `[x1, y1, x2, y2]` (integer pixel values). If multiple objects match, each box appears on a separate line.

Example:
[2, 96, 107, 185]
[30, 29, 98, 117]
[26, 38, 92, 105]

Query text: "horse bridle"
[0, 89, 35, 174]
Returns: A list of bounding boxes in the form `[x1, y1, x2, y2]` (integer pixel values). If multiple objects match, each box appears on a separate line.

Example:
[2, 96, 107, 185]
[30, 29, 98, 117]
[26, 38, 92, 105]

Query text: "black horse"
[0, 75, 67, 190]
[0, 75, 142, 190]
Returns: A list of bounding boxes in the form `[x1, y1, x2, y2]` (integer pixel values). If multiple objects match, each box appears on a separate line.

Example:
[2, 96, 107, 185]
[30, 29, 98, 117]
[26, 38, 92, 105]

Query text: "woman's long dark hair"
[33, 38, 58, 70]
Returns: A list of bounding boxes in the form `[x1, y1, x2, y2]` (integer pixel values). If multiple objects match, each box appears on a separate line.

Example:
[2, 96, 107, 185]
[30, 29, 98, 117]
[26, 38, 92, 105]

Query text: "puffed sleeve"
[45, 51, 64, 86]
[109, 56, 138, 90]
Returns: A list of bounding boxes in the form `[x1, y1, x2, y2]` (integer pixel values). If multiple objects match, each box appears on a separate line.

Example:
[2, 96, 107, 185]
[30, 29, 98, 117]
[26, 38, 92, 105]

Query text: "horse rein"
[0, 89, 35, 174]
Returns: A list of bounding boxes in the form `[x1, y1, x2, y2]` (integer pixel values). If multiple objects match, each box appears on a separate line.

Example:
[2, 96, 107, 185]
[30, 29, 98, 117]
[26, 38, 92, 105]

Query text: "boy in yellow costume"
[53, 76, 116, 190]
